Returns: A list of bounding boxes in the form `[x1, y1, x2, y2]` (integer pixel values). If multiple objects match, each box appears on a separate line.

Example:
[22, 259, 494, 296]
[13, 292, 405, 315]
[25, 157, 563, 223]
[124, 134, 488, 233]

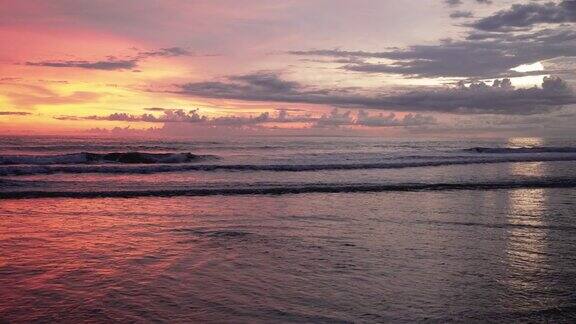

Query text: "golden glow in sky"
[511, 62, 545, 73]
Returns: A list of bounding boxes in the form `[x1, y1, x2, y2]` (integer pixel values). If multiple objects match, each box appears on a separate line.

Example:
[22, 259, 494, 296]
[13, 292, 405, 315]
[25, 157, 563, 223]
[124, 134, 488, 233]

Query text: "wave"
[2, 178, 576, 199]
[0, 152, 215, 165]
[464, 146, 576, 154]
[0, 145, 186, 152]
[2, 154, 576, 176]
[415, 219, 576, 232]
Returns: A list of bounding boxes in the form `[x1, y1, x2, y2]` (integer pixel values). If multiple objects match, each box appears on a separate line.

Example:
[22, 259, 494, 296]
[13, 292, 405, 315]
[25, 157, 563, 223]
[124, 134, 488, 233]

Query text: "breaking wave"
[0, 152, 215, 165]
[2, 178, 576, 199]
[464, 146, 576, 154]
[2, 154, 576, 176]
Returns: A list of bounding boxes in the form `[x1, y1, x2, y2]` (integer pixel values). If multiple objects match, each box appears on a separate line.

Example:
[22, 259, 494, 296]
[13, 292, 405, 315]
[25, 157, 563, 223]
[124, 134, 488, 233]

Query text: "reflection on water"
[2, 188, 576, 322]
[504, 137, 547, 181]
[509, 161, 545, 177]
[504, 157, 554, 309]
[505, 189, 549, 292]
[507, 137, 545, 148]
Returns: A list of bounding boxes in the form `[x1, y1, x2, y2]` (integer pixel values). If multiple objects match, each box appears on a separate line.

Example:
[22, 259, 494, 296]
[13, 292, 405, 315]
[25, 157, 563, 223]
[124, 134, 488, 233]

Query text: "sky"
[1, 0, 576, 137]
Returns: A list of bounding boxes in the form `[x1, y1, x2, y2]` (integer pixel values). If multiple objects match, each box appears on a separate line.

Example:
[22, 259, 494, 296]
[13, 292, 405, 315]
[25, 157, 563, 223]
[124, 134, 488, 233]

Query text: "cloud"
[178, 71, 342, 104]
[54, 106, 436, 129]
[174, 72, 576, 115]
[138, 47, 191, 57]
[144, 107, 177, 111]
[444, 0, 491, 6]
[56, 109, 207, 123]
[289, 49, 390, 59]
[471, 1, 576, 31]
[314, 109, 354, 127]
[25, 46, 192, 71]
[356, 110, 437, 127]
[0, 111, 31, 116]
[379, 76, 576, 115]
[55, 108, 297, 127]
[228, 72, 303, 93]
[2, 87, 101, 108]
[445, 0, 463, 7]
[290, 27, 576, 78]
[450, 10, 473, 19]
[143, 107, 170, 112]
[288, 1, 576, 79]
[58, 109, 315, 127]
[409, 105, 576, 137]
[313, 108, 435, 128]
[26, 59, 138, 71]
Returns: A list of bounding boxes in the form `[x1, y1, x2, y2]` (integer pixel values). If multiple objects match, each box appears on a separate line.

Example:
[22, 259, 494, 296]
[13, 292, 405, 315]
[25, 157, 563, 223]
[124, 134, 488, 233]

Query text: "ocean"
[1, 136, 576, 322]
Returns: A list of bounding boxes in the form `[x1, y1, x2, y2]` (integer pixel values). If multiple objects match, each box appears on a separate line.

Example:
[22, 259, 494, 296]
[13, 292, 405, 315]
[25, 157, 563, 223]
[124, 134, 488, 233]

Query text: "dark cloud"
[289, 1, 576, 79]
[290, 28, 576, 78]
[0, 111, 31, 116]
[25, 46, 192, 71]
[143, 107, 170, 112]
[56, 109, 207, 123]
[276, 108, 307, 112]
[26, 59, 138, 71]
[314, 109, 354, 127]
[210, 113, 273, 126]
[175, 72, 576, 115]
[88, 110, 310, 127]
[444, 0, 491, 6]
[380, 76, 576, 115]
[178, 71, 341, 104]
[55, 108, 293, 126]
[138, 47, 191, 57]
[228, 72, 303, 93]
[410, 105, 576, 136]
[445, 0, 463, 7]
[356, 110, 437, 127]
[289, 49, 390, 59]
[472, 0, 576, 31]
[450, 10, 474, 19]
[55, 107, 435, 129]
[312, 108, 435, 128]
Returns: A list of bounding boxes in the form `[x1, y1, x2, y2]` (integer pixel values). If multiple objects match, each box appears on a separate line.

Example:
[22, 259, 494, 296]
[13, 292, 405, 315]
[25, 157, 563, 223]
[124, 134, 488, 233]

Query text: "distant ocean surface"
[1, 136, 576, 322]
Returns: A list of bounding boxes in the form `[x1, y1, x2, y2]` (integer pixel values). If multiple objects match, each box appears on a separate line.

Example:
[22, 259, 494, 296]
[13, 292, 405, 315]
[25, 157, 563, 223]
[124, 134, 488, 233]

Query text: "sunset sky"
[1, 0, 576, 137]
